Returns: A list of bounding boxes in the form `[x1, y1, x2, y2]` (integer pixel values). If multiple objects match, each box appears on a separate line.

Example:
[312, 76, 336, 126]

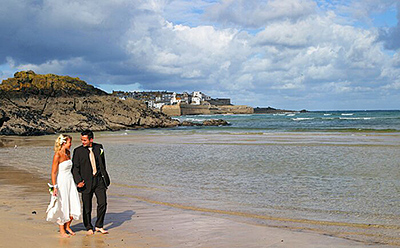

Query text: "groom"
[72, 130, 111, 235]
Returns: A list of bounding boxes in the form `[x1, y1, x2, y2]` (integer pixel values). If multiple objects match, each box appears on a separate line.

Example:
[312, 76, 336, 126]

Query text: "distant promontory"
[0, 71, 181, 135]
[253, 107, 308, 114]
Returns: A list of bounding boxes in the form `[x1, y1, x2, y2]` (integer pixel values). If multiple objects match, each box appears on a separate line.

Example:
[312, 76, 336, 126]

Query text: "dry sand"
[0, 163, 395, 248]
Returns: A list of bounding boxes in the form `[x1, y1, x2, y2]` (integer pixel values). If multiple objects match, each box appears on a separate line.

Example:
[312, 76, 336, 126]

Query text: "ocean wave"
[339, 117, 374, 120]
[341, 113, 354, 116]
[180, 118, 206, 122]
[292, 118, 314, 121]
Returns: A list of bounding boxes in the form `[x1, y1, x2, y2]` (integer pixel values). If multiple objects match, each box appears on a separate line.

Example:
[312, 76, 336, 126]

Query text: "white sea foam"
[183, 118, 205, 122]
[339, 117, 359, 120]
[323, 114, 332, 116]
[339, 117, 374, 120]
[341, 113, 354, 116]
[292, 118, 314, 121]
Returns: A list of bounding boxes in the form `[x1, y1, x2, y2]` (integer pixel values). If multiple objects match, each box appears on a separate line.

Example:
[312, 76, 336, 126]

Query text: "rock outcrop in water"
[180, 119, 229, 127]
[0, 71, 182, 135]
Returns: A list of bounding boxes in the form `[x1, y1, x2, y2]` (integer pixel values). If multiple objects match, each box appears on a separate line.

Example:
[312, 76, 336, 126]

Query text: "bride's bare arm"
[51, 153, 60, 196]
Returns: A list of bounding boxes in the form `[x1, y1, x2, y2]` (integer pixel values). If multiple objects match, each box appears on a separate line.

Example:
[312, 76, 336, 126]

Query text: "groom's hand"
[77, 180, 85, 188]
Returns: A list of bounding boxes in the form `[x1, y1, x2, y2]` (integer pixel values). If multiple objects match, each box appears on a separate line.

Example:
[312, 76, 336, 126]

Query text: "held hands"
[77, 180, 85, 188]
[52, 187, 58, 197]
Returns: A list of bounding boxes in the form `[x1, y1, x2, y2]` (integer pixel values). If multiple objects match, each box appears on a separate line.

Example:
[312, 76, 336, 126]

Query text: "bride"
[46, 134, 81, 237]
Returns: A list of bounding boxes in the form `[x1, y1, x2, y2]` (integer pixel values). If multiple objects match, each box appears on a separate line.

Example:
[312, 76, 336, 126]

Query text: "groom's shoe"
[95, 227, 109, 234]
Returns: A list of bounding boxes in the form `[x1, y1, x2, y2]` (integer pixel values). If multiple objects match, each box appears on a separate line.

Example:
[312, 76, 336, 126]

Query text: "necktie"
[88, 147, 97, 175]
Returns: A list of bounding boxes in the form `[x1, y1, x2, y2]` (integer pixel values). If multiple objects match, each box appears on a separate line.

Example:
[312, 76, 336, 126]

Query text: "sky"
[0, 0, 400, 110]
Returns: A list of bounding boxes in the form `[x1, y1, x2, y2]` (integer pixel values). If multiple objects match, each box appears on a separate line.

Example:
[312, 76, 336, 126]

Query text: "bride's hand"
[53, 188, 58, 197]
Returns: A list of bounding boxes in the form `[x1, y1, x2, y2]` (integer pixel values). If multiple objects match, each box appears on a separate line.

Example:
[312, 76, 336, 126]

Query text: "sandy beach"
[0, 133, 398, 248]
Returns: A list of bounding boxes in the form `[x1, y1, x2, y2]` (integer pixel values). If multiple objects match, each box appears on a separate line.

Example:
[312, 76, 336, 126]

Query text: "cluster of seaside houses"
[112, 91, 231, 109]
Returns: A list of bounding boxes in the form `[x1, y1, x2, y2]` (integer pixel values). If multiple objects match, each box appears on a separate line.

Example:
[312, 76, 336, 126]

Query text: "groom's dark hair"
[81, 130, 94, 140]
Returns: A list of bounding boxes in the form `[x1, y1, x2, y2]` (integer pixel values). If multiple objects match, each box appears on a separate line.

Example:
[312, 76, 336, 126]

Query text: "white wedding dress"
[46, 160, 81, 225]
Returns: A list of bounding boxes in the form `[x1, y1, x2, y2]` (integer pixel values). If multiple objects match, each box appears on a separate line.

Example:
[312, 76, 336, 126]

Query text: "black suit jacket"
[72, 143, 111, 193]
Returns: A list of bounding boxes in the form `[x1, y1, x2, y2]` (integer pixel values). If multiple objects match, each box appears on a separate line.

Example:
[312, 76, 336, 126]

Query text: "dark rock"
[179, 119, 229, 127]
[180, 121, 202, 126]
[202, 119, 229, 126]
[0, 95, 183, 135]
[0, 110, 10, 128]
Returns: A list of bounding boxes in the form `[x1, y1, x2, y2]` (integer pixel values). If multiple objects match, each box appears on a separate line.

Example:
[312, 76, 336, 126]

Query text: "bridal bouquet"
[46, 183, 58, 213]
[47, 183, 57, 194]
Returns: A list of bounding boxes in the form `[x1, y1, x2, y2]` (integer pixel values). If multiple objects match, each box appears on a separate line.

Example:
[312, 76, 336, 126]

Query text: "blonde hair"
[54, 134, 72, 152]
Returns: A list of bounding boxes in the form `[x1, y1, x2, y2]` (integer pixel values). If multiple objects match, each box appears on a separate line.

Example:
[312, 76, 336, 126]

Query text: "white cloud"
[16, 57, 86, 75]
[314, 81, 373, 93]
[99, 82, 144, 93]
[381, 78, 400, 90]
[1, 0, 400, 109]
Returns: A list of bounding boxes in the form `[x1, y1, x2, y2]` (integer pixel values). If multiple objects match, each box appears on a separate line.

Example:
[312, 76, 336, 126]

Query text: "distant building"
[112, 90, 230, 109]
[112, 90, 174, 109]
[191, 91, 211, 105]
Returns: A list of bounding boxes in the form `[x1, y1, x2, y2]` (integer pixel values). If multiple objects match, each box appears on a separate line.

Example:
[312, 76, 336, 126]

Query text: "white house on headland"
[112, 90, 228, 109]
[171, 92, 191, 105]
[191, 91, 211, 105]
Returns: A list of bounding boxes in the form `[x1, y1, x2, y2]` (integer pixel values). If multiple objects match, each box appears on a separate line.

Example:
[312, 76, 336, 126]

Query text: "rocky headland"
[253, 107, 308, 114]
[0, 71, 228, 136]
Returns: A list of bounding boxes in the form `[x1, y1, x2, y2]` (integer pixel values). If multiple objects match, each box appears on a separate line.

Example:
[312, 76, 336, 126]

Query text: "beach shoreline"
[0, 132, 398, 247]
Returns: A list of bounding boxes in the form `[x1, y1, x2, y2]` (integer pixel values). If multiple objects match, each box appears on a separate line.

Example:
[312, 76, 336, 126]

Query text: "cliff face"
[0, 71, 179, 135]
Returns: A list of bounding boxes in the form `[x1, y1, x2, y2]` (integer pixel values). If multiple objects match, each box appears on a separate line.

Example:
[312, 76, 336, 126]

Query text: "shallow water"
[107, 133, 400, 226]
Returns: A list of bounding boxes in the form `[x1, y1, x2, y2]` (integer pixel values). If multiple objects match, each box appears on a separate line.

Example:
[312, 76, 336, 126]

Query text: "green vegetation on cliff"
[0, 70, 107, 98]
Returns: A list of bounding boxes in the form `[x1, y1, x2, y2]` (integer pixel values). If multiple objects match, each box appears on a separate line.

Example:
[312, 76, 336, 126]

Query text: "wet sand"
[0, 134, 397, 247]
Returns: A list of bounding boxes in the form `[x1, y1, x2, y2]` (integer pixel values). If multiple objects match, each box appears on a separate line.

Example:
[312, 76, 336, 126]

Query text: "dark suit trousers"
[82, 176, 107, 230]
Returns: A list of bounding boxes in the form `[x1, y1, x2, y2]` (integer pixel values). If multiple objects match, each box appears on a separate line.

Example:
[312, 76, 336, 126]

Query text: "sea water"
[105, 132, 400, 227]
[174, 110, 400, 133]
